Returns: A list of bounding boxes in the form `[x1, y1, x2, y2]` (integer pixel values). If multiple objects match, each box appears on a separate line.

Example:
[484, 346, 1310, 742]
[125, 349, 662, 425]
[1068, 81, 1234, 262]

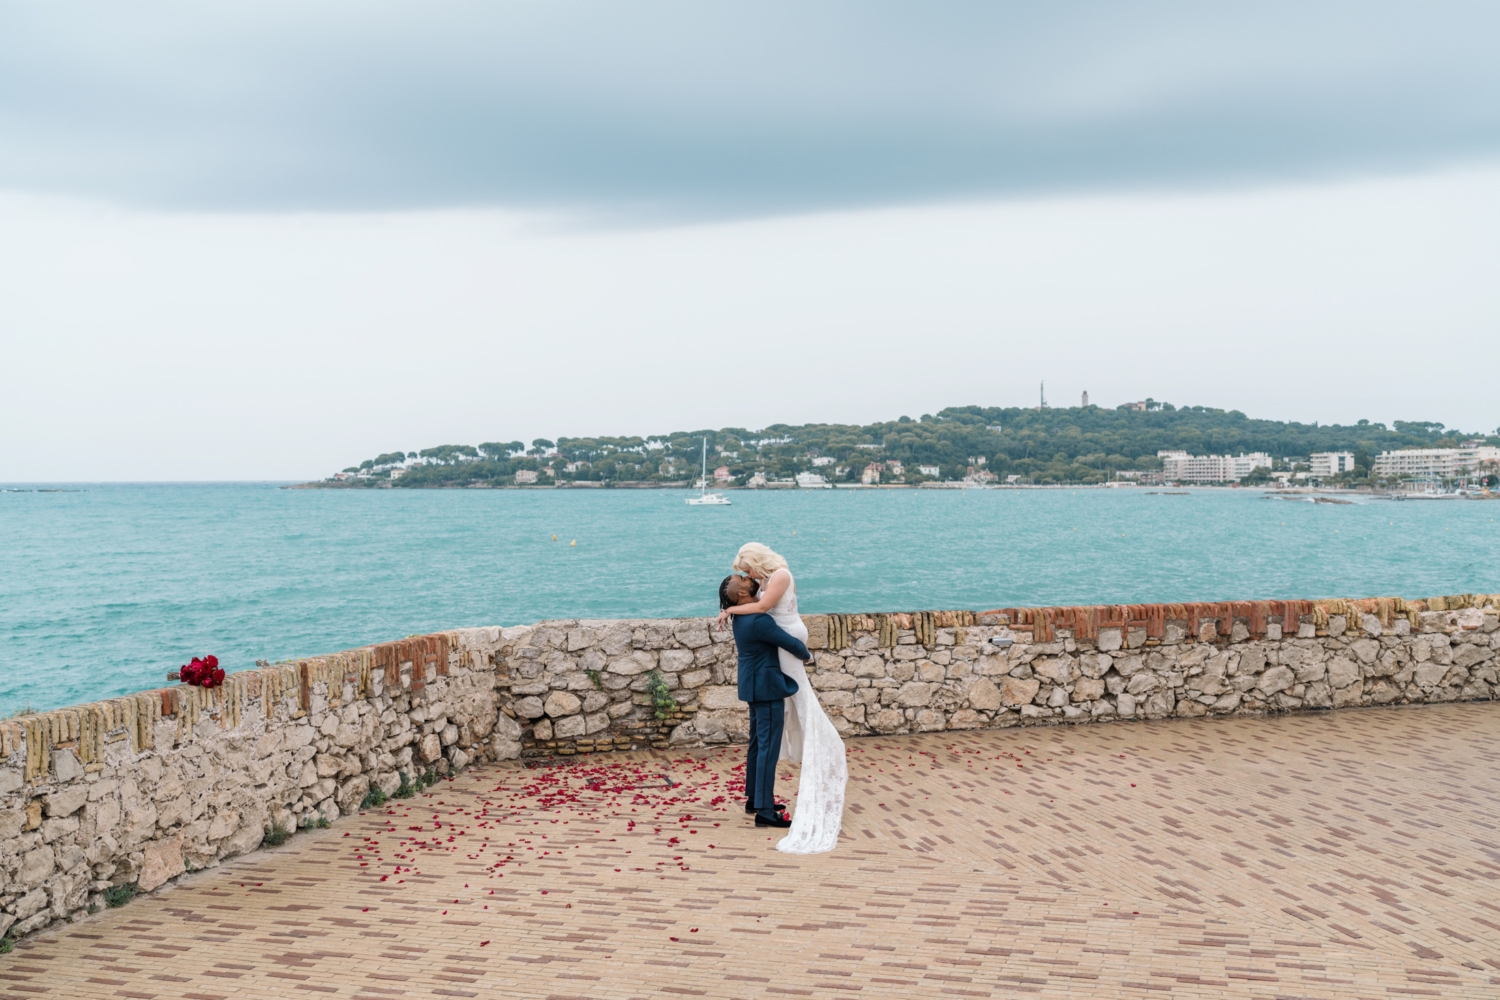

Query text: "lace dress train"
[766, 578, 847, 854]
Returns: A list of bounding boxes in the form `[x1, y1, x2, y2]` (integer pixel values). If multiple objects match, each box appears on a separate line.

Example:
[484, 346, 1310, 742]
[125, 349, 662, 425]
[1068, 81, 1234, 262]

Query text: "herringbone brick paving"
[5, 703, 1499, 998]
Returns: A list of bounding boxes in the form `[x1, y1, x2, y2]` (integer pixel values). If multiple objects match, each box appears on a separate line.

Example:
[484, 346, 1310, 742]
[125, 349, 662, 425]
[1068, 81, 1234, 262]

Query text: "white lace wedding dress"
[765, 572, 847, 854]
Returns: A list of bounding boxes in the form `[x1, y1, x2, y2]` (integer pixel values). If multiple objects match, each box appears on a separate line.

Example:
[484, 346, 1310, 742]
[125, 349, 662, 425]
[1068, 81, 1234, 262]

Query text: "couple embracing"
[716, 542, 848, 854]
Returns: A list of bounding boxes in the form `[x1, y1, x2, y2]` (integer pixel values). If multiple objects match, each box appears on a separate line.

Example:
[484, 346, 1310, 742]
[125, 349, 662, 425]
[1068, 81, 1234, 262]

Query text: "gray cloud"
[1, 1, 1498, 217]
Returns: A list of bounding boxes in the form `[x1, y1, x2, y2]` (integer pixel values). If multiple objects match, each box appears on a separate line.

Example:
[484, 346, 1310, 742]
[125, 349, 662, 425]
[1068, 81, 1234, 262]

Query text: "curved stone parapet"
[1, 593, 1496, 944]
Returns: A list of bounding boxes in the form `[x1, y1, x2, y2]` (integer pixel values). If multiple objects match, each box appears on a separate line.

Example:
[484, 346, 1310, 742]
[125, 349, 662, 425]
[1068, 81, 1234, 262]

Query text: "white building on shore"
[1375, 446, 1500, 480]
[1309, 452, 1355, 478]
[1159, 450, 1272, 483]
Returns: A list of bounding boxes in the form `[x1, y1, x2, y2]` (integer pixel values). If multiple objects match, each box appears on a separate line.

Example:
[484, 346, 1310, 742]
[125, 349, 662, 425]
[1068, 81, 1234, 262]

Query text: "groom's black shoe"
[755, 811, 792, 828]
[745, 800, 787, 815]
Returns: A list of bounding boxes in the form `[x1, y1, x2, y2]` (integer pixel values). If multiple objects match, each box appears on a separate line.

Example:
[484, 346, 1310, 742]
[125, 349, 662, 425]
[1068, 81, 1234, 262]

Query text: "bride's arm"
[723, 568, 791, 616]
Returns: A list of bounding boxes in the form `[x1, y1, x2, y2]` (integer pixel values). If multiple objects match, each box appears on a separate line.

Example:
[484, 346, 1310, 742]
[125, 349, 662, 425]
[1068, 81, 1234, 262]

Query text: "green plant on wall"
[646, 671, 675, 719]
[586, 669, 603, 689]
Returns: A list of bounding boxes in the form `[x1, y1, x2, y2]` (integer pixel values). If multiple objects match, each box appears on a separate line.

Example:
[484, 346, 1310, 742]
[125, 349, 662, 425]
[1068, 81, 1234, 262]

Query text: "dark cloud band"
[1, 1, 1497, 217]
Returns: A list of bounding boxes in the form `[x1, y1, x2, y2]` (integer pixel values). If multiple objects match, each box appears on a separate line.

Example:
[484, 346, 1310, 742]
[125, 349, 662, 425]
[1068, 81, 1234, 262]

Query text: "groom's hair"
[718, 575, 759, 611]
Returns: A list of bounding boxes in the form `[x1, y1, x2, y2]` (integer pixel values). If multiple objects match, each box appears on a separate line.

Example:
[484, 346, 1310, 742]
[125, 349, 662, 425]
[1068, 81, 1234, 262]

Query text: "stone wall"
[502, 595, 1500, 754]
[3, 593, 1498, 945]
[0, 629, 515, 944]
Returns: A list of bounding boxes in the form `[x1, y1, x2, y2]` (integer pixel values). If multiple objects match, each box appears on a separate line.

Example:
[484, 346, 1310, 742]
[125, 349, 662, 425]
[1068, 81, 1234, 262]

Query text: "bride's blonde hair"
[733, 541, 788, 578]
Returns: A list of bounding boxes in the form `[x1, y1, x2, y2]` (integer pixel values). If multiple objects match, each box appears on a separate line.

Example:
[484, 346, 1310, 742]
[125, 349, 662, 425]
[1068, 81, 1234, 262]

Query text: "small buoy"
[571, 539, 577, 546]
[552, 535, 557, 541]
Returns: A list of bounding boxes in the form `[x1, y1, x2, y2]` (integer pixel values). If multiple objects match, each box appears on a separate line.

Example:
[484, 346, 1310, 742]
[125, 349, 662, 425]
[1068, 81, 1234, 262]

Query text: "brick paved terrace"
[4, 702, 1499, 999]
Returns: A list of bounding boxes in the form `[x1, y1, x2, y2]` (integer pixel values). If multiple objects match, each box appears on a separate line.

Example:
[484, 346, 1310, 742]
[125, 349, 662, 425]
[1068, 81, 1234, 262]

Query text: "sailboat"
[686, 437, 731, 505]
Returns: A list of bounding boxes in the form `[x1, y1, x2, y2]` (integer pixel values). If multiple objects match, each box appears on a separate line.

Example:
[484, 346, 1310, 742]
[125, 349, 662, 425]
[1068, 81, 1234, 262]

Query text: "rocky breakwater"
[500, 596, 1500, 753]
[0, 629, 512, 944]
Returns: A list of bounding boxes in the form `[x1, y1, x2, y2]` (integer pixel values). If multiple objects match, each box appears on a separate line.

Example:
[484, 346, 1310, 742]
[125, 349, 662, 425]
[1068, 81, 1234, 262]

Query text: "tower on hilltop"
[1038, 381, 1047, 410]
[1082, 390, 1089, 407]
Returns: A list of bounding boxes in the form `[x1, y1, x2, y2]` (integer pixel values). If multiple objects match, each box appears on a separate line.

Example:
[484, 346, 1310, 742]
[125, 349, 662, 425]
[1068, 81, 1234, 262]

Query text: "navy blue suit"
[731, 613, 809, 817]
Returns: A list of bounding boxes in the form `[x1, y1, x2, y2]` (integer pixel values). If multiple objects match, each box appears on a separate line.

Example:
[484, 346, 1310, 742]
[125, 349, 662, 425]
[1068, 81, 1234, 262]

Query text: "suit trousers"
[745, 699, 785, 814]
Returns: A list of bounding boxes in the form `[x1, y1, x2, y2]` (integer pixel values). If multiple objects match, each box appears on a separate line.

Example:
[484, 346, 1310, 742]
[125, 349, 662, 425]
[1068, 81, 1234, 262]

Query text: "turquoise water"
[3, 483, 1497, 714]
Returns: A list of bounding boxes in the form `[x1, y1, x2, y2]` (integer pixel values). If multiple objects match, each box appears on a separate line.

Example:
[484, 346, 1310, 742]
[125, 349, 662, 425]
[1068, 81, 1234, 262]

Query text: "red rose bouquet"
[170, 655, 226, 688]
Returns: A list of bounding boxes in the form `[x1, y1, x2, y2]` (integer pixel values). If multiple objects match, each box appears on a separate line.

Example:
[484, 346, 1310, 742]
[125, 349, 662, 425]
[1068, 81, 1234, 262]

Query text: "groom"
[720, 575, 810, 828]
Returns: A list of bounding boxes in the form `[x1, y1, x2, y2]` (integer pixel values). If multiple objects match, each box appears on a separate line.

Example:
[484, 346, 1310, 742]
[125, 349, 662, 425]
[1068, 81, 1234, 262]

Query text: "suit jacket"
[732, 613, 808, 703]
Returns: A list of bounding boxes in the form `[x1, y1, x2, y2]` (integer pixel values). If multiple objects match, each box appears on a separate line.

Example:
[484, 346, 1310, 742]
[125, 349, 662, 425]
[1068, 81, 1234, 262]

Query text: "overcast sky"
[2, 2, 1498, 480]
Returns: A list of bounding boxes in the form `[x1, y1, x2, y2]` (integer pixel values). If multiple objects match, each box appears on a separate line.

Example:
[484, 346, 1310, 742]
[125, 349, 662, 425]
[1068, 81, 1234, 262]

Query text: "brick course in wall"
[2, 594, 1497, 946]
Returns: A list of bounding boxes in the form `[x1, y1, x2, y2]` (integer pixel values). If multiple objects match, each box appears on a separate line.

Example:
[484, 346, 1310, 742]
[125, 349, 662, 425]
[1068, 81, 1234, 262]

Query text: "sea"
[3, 482, 1497, 714]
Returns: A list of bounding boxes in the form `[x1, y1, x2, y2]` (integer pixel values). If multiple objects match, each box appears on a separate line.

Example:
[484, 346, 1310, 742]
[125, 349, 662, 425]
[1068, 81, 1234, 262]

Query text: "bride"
[717, 542, 847, 854]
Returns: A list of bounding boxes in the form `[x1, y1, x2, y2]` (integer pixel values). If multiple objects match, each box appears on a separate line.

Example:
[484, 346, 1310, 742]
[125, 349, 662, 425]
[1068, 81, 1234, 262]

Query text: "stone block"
[1414, 660, 1448, 687]
[19, 846, 55, 890]
[1454, 643, 1490, 668]
[138, 831, 186, 892]
[659, 649, 696, 673]
[802, 615, 828, 650]
[554, 715, 587, 739]
[1256, 666, 1295, 696]
[567, 627, 597, 651]
[894, 682, 932, 707]
[582, 691, 610, 713]
[336, 775, 370, 816]
[1097, 628, 1123, 652]
[915, 709, 946, 731]
[818, 690, 856, 709]
[1073, 677, 1105, 701]
[1326, 656, 1360, 689]
[45, 785, 88, 818]
[675, 628, 712, 650]
[1032, 656, 1077, 685]
[967, 678, 1002, 712]
[419, 733, 443, 763]
[678, 669, 712, 689]
[543, 691, 583, 717]
[512, 696, 546, 719]
[869, 709, 904, 733]
[608, 651, 657, 676]
[585, 712, 611, 734]
[50, 749, 84, 783]
[532, 719, 553, 741]
[699, 685, 742, 710]
[812, 671, 858, 691]
[1001, 676, 1041, 706]
[1210, 692, 1242, 713]
[1142, 690, 1176, 719]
